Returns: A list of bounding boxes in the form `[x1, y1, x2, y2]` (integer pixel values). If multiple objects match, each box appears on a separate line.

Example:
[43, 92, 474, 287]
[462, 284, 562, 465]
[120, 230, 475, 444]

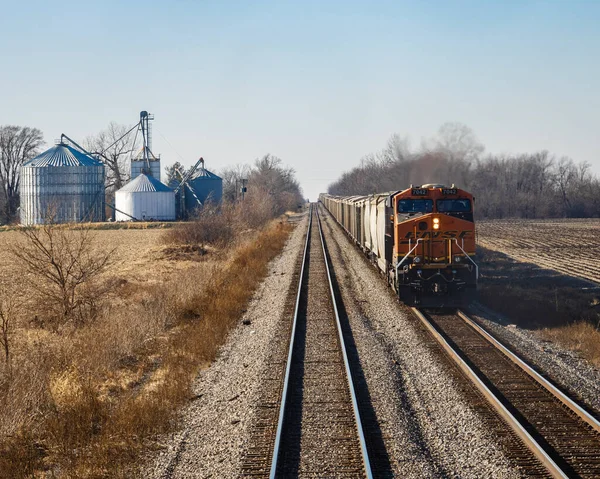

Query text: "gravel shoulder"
[145, 215, 308, 478]
[144, 205, 583, 478]
[469, 302, 600, 414]
[319, 207, 524, 479]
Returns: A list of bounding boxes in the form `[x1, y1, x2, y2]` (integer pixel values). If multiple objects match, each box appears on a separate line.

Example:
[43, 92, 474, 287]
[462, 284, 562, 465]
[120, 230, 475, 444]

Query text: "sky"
[1, 0, 599, 200]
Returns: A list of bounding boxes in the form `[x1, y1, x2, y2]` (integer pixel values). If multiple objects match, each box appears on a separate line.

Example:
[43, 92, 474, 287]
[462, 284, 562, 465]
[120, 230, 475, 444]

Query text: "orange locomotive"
[392, 184, 477, 306]
[320, 184, 478, 307]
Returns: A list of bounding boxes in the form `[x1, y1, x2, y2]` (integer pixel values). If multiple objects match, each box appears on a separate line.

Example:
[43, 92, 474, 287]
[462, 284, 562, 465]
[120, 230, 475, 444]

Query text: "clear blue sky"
[1, 0, 598, 200]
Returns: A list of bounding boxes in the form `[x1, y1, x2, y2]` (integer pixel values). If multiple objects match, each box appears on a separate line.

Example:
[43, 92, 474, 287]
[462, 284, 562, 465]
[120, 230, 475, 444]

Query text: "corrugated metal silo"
[185, 159, 222, 212]
[20, 143, 105, 225]
[131, 146, 161, 180]
[115, 173, 175, 221]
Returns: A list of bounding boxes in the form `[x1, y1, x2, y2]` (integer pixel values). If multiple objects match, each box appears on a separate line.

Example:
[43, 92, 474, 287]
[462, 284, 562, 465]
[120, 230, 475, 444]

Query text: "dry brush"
[0, 212, 296, 478]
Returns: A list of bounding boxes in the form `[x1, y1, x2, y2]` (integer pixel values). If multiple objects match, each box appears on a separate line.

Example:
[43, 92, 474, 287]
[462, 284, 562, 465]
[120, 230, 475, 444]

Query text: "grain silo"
[20, 142, 105, 225]
[115, 173, 175, 221]
[184, 158, 222, 212]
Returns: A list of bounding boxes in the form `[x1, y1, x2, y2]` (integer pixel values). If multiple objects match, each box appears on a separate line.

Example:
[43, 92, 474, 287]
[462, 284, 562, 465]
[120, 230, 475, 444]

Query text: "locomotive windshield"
[398, 199, 433, 213]
[437, 199, 471, 212]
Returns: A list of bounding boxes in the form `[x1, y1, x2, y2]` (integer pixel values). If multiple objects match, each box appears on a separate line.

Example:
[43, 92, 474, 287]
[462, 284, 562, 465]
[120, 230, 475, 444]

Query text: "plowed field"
[477, 219, 600, 284]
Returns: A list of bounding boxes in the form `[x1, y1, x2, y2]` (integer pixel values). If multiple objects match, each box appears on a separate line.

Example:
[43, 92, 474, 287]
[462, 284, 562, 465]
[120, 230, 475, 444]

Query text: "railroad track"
[242, 205, 373, 478]
[412, 308, 600, 478]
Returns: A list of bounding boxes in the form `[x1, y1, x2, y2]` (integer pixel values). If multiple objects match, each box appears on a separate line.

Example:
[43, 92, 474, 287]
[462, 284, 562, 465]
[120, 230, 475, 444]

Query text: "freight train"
[319, 184, 478, 307]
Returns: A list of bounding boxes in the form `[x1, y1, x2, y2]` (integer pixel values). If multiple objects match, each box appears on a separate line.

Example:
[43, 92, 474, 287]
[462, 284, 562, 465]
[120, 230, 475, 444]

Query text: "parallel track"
[242, 205, 373, 478]
[412, 308, 600, 479]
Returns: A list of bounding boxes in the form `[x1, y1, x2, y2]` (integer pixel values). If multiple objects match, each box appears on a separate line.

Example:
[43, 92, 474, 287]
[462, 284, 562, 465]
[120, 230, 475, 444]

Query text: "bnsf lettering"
[404, 230, 473, 239]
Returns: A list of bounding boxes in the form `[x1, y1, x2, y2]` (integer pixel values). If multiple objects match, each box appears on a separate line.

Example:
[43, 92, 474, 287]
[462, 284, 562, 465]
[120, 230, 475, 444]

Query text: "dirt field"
[0, 227, 202, 290]
[477, 218, 600, 284]
[475, 219, 600, 368]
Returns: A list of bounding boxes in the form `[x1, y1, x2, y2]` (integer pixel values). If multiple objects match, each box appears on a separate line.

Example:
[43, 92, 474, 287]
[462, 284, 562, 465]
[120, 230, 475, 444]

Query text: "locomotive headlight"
[454, 255, 462, 263]
[433, 218, 440, 223]
[433, 217, 440, 230]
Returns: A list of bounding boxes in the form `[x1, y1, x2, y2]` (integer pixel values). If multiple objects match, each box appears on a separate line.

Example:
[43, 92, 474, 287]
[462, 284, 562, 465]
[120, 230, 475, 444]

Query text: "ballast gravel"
[146, 207, 533, 478]
[146, 216, 308, 478]
[319, 208, 524, 478]
[469, 303, 600, 414]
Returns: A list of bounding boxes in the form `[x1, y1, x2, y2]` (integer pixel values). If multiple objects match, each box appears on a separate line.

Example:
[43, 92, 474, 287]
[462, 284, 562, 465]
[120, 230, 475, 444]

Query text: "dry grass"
[163, 193, 279, 248]
[0, 216, 295, 478]
[0, 221, 177, 233]
[539, 322, 600, 366]
[162, 202, 237, 247]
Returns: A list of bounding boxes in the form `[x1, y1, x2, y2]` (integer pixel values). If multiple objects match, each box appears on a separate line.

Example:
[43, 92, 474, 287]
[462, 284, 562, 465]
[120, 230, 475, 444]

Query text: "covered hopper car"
[319, 185, 478, 307]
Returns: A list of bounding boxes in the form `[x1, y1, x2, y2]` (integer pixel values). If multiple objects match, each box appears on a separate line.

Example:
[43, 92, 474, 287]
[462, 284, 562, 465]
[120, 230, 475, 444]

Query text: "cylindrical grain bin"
[115, 173, 175, 221]
[20, 143, 105, 225]
[185, 159, 223, 213]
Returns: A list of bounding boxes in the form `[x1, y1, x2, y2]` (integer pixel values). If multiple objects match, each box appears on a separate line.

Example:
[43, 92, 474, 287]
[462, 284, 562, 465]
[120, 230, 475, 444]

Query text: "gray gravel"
[145, 206, 539, 478]
[469, 302, 600, 414]
[319, 207, 524, 479]
[146, 215, 308, 479]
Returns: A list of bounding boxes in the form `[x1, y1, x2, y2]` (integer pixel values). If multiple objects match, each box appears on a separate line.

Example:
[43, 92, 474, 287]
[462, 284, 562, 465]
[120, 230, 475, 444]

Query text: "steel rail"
[457, 309, 600, 434]
[268, 205, 373, 478]
[315, 205, 374, 479]
[411, 307, 568, 479]
[268, 204, 313, 479]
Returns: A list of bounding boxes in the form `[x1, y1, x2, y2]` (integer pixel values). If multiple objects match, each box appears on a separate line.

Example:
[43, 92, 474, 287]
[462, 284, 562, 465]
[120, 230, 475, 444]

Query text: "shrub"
[163, 202, 237, 247]
[12, 222, 113, 327]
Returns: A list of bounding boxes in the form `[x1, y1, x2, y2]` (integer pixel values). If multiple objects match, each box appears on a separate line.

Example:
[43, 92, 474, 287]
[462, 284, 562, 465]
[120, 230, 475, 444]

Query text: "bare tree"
[555, 157, 576, 214]
[380, 133, 411, 163]
[220, 163, 251, 202]
[249, 154, 303, 213]
[0, 284, 17, 363]
[85, 122, 139, 192]
[13, 211, 113, 326]
[0, 126, 44, 222]
[430, 122, 485, 162]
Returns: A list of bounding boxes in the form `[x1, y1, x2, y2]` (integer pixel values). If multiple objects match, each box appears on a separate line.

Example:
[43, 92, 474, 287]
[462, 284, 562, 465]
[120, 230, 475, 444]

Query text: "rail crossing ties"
[269, 204, 373, 478]
[412, 308, 600, 479]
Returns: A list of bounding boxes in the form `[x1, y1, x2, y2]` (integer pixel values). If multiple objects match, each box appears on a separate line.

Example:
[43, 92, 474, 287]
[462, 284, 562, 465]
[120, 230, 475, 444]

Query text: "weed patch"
[0, 218, 294, 477]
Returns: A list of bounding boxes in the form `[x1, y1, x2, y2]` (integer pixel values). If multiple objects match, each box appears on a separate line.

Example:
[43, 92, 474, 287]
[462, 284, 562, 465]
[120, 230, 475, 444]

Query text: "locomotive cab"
[391, 184, 477, 307]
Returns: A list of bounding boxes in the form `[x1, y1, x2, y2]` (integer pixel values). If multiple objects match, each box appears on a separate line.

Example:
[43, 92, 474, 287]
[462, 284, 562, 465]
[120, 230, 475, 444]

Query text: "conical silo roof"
[191, 166, 221, 180]
[118, 172, 172, 193]
[24, 143, 102, 167]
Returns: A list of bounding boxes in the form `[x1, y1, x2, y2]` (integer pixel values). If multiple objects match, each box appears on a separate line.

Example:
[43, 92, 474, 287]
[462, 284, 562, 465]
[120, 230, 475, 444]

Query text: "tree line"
[0, 126, 44, 223]
[166, 153, 304, 222]
[328, 123, 600, 219]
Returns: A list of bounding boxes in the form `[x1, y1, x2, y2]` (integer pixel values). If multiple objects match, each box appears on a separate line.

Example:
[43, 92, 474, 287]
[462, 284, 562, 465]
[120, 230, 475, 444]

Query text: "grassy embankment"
[477, 246, 600, 366]
[0, 213, 295, 477]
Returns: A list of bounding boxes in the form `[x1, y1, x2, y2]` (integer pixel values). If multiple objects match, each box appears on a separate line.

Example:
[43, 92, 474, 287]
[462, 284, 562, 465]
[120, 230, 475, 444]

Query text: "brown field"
[477, 218, 600, 284]
[0, 228, 200, 291]
[476, 219, 600, 366]
[0, 218, 295, 477]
